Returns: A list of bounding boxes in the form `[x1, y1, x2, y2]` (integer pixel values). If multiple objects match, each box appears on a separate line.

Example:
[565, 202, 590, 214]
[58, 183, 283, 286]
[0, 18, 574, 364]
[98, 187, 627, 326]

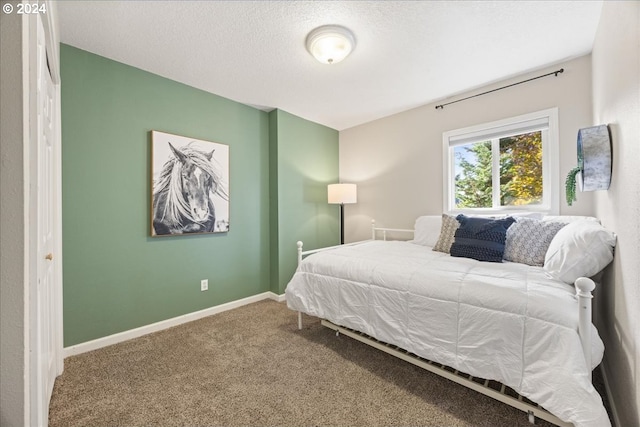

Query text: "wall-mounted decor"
[151, 131, 229, 236]
[565, 124, 611, 206]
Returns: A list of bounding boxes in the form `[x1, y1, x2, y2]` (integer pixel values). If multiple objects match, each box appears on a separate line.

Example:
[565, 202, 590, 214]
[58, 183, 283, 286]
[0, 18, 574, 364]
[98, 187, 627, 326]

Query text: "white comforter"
[285, 241, 610, 427]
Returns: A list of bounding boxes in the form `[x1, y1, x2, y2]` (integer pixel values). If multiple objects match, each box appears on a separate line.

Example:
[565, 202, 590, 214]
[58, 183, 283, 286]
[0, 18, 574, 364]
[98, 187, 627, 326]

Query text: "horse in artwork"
[152, 142, 228, 235]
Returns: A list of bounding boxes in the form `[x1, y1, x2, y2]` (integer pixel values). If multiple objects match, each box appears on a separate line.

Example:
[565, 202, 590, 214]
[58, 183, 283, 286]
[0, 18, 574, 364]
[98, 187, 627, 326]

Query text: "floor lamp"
[328, 183, 357, 245]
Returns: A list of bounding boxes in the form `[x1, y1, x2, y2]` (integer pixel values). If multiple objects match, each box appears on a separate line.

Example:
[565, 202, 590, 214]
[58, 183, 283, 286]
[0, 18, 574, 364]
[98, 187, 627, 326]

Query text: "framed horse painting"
[150, 131, 229, 236]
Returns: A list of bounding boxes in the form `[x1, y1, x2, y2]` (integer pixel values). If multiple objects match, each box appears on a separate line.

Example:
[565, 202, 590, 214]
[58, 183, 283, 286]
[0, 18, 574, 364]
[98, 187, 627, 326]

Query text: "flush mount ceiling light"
[306, 25, 356, 65]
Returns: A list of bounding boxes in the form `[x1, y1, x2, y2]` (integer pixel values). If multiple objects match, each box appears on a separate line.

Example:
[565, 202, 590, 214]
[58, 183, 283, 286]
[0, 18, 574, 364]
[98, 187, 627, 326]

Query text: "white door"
[32, 11, 60, 426]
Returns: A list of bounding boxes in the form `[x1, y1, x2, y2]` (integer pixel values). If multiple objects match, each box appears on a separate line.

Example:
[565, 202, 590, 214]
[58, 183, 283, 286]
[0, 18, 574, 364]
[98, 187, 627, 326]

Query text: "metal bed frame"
[294, 220, 596, 427]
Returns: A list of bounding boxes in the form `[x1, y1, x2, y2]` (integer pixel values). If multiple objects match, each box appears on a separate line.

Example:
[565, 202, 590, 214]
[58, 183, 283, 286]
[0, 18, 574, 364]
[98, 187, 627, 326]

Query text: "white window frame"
[442, 107, 559, 215]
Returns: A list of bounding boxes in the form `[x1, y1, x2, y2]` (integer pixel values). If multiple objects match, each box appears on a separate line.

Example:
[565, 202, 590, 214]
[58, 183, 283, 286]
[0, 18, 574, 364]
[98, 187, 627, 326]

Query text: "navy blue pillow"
[450, 214, 516, 262]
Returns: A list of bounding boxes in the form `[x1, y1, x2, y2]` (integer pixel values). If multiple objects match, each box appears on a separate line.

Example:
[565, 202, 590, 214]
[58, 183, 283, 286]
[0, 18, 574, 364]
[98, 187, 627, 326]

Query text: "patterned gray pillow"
[504, 218, 567, 266]
[432, 214, 460, 253]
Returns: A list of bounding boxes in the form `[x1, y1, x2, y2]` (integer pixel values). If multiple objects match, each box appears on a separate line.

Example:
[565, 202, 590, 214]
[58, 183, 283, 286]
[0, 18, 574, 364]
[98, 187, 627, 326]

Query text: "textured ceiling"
[57, 1, 603, 131]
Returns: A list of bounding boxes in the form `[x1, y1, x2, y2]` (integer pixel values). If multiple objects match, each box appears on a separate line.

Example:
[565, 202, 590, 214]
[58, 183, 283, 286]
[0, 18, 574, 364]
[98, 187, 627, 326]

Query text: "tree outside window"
[454, 131, 543, 209]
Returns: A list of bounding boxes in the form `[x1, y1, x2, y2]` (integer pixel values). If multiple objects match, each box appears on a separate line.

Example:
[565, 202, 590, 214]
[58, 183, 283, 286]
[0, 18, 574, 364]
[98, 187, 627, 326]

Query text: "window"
[443, 108, 559, 214]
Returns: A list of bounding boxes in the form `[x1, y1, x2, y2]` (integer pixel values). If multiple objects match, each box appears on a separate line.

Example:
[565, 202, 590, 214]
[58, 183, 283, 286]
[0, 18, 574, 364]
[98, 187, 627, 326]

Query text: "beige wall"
[591, 2, 640, 426]
[340, 55, 594, 242]
[0, 9, 27, 427]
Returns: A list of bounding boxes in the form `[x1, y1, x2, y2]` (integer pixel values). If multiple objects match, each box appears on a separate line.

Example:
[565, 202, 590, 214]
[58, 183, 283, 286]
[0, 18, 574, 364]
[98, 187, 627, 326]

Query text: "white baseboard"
[269, 292, 286, 302]
[63, 291, 286, 358]
[600, 363, 621, 427]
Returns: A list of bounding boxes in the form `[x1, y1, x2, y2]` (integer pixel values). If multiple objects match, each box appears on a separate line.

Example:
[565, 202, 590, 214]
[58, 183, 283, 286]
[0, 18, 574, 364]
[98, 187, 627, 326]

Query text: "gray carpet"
[49, 300, 608, 426]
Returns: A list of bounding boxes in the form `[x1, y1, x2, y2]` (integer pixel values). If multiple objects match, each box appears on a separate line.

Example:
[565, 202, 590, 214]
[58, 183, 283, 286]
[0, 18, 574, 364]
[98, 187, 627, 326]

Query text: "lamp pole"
[340, 203, 345, 245]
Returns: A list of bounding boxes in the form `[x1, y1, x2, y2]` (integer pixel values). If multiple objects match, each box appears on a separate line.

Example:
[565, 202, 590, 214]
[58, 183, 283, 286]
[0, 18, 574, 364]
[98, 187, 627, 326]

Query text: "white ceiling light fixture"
[306, 25, 356, 65]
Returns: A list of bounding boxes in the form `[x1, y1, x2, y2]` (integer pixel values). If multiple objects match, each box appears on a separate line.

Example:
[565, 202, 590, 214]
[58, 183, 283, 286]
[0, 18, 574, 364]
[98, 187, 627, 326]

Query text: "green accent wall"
[61, 45, 338, 346]
[269, 110, 340, 294]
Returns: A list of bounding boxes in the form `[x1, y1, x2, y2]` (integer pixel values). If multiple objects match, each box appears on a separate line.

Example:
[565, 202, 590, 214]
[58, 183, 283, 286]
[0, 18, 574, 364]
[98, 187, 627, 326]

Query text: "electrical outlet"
[200, 279, 208, 291]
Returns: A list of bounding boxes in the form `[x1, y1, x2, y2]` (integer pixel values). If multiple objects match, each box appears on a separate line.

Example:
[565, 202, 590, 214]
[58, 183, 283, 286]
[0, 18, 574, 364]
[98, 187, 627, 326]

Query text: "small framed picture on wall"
[150, 130, 229, 236]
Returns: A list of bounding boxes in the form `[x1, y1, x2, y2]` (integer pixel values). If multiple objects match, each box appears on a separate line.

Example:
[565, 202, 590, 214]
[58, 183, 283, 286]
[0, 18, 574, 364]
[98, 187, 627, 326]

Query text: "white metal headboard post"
[575, 277, 596, 381]
[297, 241, 303, 265]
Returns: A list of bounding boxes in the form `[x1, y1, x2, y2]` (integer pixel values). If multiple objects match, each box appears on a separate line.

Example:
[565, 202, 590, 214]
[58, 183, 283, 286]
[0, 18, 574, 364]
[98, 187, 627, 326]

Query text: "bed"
[285, 215, 615, 427]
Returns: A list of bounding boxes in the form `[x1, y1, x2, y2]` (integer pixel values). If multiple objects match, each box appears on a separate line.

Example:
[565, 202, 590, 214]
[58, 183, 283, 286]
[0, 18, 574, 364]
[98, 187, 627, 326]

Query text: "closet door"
[30, 7, 62, 426]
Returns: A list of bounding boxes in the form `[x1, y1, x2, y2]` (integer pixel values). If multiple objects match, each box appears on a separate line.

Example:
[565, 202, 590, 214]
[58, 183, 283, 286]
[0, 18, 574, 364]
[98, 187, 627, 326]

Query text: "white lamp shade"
[328, 183, 357, 204]
[306, 25, 355, 65]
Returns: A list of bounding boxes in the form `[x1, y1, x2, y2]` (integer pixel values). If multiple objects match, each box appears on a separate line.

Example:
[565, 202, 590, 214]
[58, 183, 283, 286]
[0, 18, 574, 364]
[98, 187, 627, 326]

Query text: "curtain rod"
[435, 68, 564, 110]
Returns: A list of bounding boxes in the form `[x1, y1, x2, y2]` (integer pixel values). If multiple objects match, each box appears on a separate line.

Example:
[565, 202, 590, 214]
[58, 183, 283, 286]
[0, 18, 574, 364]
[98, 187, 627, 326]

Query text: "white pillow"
[413, 215, 443, 247]
[542, 215, 601, 224]
[544, 220, 616, 284]
[468, 212, 544, 220]
[503, 211, 544, 220]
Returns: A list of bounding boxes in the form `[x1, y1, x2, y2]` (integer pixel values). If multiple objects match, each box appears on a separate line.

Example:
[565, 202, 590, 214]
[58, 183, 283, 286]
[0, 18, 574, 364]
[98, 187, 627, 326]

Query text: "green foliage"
[499, 132, 543, 206]
[455, 141, 493, 208]
[565, 166, 581, 206]
[454, 132, 543, 209]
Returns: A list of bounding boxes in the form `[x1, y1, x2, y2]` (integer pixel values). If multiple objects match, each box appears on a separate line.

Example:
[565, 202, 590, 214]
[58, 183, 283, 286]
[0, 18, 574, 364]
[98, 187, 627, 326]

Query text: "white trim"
[40, 0, 60, 84]
[54, 62, 63, 377]
[448, 116, 550, 146]
[22, 10, 33, 426]
[600, 363, 621, 427]
[269, 292, 286, 303]
[64, 292, 285, 357]
[491, 139, 500, 207]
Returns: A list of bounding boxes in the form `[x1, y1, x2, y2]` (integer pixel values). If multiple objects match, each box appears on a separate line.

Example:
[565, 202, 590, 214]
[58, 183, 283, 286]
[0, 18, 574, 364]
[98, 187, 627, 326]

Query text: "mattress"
[285, 240, 610, 427]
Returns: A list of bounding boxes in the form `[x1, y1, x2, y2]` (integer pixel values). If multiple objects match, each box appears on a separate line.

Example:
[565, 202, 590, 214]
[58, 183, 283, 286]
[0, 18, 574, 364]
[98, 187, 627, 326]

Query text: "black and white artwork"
[151, 131, 229, 236]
